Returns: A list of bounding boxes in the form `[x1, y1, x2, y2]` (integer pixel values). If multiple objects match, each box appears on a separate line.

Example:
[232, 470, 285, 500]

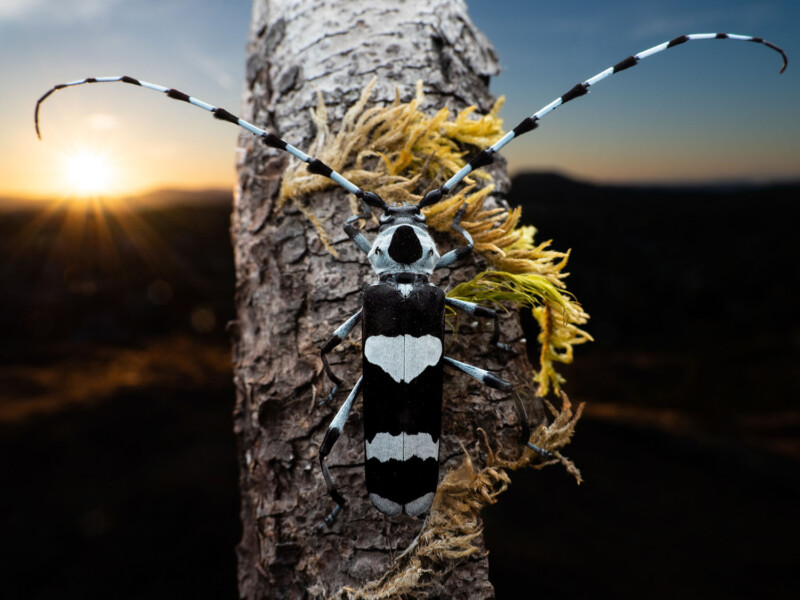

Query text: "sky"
[1, 0, 798, 199]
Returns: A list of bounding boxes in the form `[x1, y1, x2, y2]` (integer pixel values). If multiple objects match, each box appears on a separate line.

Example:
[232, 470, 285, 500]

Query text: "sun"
[63, 150, 115, 197]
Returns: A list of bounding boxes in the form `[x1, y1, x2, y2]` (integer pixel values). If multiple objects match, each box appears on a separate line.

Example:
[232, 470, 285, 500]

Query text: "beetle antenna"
[419, 32, 787, 208]
[34, 75, 378, 203]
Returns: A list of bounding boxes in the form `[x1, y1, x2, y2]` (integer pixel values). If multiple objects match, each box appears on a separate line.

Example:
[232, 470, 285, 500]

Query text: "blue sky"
[1, 0, 798, 198]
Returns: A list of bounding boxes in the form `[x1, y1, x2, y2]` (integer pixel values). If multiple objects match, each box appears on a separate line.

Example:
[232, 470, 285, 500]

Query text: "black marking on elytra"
[469, 148, 495, 171]
[260, 132, 287, 150]
[365, 456, 439, 506]
[613, 55, 639, 73]
[166, 88, 190, 102]
[212, 107, 239, 124]
[121, 75, 141, 85]
[306, 158, 333, 177]
[512, 116, 538, 137]
[388, 225, 423, 264]
[561, 82, 589, 104]
[668, 35, 689, 48]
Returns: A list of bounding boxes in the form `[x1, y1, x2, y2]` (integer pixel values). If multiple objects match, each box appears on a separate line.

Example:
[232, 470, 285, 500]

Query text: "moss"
[281, 80, 588, 599]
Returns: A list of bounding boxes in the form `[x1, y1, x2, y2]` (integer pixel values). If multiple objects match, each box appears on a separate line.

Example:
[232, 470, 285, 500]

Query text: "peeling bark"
[231, 1, 527, 597]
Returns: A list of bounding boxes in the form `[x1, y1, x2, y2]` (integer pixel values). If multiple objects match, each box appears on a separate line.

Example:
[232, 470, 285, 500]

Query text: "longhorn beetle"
[35, 33, 787, 524]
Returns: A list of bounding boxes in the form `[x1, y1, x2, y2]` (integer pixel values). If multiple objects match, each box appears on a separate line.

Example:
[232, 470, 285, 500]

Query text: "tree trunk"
[231, 1, 517, 597]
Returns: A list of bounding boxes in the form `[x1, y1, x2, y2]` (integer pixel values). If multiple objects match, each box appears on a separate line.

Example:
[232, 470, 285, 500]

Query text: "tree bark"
[231, 1, 520, 597]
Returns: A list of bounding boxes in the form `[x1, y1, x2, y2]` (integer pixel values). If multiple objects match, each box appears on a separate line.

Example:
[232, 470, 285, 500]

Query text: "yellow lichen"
[280, 80, 590, 599]
[330, 396, 584, 600]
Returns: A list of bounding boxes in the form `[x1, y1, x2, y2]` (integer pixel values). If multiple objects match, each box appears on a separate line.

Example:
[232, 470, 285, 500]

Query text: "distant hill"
[0, 188, 232, 211]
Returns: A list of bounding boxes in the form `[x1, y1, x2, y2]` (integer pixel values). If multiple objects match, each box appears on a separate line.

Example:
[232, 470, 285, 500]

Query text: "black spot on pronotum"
[388, 225, 423, 264]
[212, 107, 239, 124]
[561, 82, 589, 104]
[306, 158, 333, 177]
[166, 88, 190, 102]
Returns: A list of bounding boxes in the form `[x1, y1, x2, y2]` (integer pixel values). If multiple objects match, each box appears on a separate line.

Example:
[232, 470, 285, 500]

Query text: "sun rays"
[63, 149, 115, 197]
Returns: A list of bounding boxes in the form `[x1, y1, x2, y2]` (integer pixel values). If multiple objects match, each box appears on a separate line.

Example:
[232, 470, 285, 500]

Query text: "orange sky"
[2, 1, 799, 201]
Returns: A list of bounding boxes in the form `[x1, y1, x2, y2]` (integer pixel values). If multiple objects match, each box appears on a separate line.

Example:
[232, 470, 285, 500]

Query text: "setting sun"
[63, 150, 115, 197]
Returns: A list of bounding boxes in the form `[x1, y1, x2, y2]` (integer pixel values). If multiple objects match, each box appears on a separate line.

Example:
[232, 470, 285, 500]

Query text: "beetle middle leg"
[443, 357, 552, 458]
[319, 309, 362, 405]
[445, 297, 511, 351]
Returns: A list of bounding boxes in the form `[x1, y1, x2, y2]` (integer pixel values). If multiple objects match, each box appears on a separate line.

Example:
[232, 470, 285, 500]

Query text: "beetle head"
[368, 203, 439, 276]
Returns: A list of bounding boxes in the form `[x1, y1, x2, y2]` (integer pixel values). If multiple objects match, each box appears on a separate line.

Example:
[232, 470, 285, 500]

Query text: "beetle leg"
[434, 205, 473, 269]
[319, 309, 362, 405]
[445, 297, 512, 351]
[318, 376, 363, 530]
[343, 201, 373, 255]
[443, 357, 552, 458]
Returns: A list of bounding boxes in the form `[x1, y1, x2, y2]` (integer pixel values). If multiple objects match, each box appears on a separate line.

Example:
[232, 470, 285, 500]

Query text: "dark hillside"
[1, 178, 798, 598]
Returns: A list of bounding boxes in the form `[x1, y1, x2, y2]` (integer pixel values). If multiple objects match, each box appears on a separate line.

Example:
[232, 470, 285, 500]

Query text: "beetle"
[34, 32, 787, 524]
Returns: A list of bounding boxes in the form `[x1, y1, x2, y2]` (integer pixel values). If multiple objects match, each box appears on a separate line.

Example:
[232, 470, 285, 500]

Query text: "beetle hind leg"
[317, 376, 363, 530]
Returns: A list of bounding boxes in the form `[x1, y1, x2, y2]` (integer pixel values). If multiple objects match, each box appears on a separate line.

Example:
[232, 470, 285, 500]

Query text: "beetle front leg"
[434, 205, 473, 269]
[342, 200, 373, 255]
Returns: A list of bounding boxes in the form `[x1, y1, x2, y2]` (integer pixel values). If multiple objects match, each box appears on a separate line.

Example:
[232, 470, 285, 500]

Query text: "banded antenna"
[35, 33, 786, 211]
[35, 76, 387, 210]
[418, 33, 787, 207]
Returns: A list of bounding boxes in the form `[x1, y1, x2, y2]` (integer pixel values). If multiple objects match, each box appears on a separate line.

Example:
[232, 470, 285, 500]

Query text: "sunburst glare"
[62, 149, 115, 197]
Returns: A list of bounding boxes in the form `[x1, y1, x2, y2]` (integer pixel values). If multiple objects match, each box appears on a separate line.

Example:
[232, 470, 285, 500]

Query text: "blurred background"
[1, 1, 798, 598]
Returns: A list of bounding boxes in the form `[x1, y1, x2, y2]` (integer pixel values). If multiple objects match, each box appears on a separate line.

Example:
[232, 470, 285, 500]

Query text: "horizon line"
[4, 171, 800, 206]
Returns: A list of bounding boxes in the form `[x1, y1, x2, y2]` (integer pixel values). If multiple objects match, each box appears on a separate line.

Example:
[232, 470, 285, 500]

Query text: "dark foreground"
[1, 176, 798, 598]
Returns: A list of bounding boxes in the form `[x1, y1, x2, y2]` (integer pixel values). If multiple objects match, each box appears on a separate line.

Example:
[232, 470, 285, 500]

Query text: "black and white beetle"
[35, 33, 787, 523]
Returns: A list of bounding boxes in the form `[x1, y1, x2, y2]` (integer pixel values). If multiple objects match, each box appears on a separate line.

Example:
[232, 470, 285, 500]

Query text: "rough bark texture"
[231, 1, 526, 598]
